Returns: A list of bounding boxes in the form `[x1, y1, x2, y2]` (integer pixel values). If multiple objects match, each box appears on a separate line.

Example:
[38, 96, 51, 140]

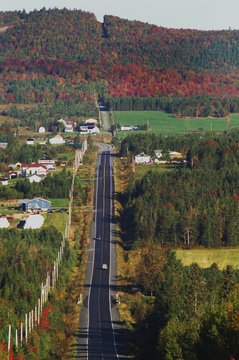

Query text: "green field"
[43, 212, 67, 235]
[176, 248, 239, 270]
[113, 111, 239, 137]
[49, 198, 69, 207]
[135, 163, 175, 180]
[56, 152, 75, 160]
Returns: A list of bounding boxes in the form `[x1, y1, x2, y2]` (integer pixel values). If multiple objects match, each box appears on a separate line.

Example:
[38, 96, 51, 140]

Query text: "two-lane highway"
[88, 146, 118, 360]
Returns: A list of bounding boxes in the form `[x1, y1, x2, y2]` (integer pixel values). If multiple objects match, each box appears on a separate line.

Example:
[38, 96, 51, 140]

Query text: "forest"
[119, 132, 239, 248]
[125, 247, 239, 360]
[117, 132, 239, 359]
[0, 226, 76, 358]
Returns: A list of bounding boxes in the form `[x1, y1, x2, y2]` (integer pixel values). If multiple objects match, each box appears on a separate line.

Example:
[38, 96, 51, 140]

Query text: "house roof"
[19, 197, 51, 205]
[51, 135, 64, 139]
[136, 153, 150, 157]
[22, 164, 47, 170]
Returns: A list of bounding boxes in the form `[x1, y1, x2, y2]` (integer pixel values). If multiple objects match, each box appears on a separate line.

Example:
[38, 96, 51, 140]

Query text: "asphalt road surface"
[101, 111, 109, 131]
[88, 146, 118, 360]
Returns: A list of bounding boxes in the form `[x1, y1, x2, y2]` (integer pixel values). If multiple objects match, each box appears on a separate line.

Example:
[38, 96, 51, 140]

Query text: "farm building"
[19, 198, 51, 211]
[135, 153, 151, 164]
[169, 151, 183, 159]
[120, 125, 138, 131]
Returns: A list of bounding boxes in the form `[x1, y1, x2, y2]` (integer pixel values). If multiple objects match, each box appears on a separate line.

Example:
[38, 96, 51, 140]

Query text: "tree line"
[106, 95, 239, 117]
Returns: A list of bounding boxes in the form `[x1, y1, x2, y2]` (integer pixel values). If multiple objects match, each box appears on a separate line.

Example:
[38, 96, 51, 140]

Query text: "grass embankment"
[176, 248, 239, 269]
[113, 111, 239, 137]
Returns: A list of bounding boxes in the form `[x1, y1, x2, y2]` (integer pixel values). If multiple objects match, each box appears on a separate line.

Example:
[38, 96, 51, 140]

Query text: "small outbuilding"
[38, 127, 45, 133]
[27, 138, 34, 145]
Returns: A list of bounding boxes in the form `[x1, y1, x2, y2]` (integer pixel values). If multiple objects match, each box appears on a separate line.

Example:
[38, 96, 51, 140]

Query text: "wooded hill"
[1, 8, 239, 111]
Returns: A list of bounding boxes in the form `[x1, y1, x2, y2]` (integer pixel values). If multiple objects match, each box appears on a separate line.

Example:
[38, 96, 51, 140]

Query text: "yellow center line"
[98, 152, 106, 360]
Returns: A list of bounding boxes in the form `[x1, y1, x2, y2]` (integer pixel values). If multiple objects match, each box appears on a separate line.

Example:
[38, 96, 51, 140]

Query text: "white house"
[21, 164, 48, 177]
[57, 118, 76, 131]
[80, 124, 100, 134]
[49, 135, 66, 145]
[135, 153, 151, 164]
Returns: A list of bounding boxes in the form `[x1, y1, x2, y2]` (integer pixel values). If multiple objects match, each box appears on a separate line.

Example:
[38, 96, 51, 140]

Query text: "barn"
[19, 198, 51, 211]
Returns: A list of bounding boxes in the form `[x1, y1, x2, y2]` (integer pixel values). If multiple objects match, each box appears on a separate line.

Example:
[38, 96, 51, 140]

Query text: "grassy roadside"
[65, 145, 98, 358]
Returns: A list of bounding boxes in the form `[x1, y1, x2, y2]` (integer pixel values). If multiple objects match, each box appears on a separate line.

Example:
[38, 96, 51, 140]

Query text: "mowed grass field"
[176, 248, 239, 269]
[43, 212, 67, 235]
[113, 111, 239, 137]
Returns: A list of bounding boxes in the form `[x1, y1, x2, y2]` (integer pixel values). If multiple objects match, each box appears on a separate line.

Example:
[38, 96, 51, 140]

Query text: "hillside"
[1, 8, 239, 110]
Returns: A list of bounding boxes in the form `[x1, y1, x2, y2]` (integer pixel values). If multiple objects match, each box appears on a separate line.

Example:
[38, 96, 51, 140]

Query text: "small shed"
[27, 138, 34, 145]
[39, 127, 45, 133]
[1, 177, 8, 186]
